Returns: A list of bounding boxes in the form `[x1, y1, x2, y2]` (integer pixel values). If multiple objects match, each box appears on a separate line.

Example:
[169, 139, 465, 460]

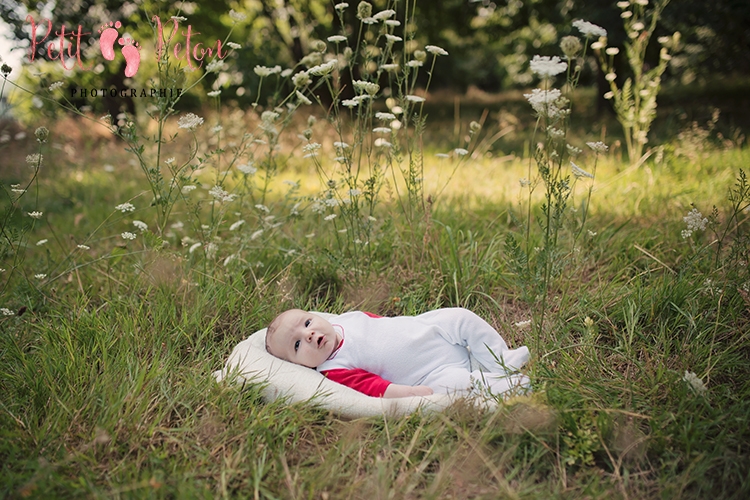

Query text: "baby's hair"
[265, 314, 283, 354]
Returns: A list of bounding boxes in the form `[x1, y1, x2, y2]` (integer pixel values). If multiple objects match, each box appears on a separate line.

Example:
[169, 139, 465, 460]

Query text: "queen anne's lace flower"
[121, 232, 137, 240]
[227, 42, 241, 50]
[405, 95, 425, 103]
[115, 203, 136, 213]
[229, 220, 245, 231]
[573, 19, 607, 38]
[524, 88, 565, 118]
[454, 148, 469, 156]
[353, 80, 380, 95]
[327, 35, 347, 43]
[425, 45, 448, 56]
[133, 220, 148, 232]
[683, 371, 707, 395]
[254, 65, 282, 77]
[296, 90, 312, 105]
[229, 10, 247, 22]
[586, 141, 609, 153]
[571, 161, 594, 178]
[28, 211, 43, 219]
[376, 112, 396, 121]
[308, 60, 337, 76]
[682, 208, 708, 238]
[177, 113, 204, 130]
[529, 55, 567, 78]
[373, 9, 395, 21]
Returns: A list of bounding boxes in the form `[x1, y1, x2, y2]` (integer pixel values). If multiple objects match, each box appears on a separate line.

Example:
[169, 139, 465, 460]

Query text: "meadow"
[1, 90, 748, 498]
[1, 4, 750, 497]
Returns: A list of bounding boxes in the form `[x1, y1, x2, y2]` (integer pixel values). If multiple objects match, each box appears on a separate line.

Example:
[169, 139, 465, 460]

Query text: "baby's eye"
[294, 340, 300, 351]
[304, 319, 311, 327]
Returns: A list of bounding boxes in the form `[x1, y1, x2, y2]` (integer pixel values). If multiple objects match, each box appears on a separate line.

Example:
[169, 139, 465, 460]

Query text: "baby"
[265, 307, 530, 399]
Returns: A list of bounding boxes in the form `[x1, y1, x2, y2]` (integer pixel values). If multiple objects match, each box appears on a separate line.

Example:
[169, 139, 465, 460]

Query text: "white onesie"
[316, 308, 530, 396]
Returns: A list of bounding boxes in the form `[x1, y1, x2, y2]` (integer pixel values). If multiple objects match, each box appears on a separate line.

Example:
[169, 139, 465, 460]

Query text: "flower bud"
[560, 36, 582, 58]
[35, 126, 49, 143]
[356, 1, 372, 20]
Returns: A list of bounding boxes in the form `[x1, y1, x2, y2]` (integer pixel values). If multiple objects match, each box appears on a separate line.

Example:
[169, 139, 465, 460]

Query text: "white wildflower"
[229, 10, 247, 22]
[454, 148, 469, 156]
[49, 81, 64, 91]
[514, 320, 532, 329]
[374, 138, 392, 148]
[425, 45, 448, 56]
[353, 80, 380, 95]
[405, 95, 425, 103]
[223, 254, 237, 267]
[349, 189, 361, 196]
[334, 2, 349, 11]
[519, 178, 531, 187]
[133, 220, 148, 232]
[373, 9, 396, 21]
[121, 232, 137, 240]
[250, 229, 264, 240]
[385, 20, 400, 27]
[35, 273, 47, 279]
[435, 153, 450, 159]
[376, 112, 396, 121]
[341, 99, 359, 108]
[524, 88, 565, 118]
[296, 90, 312, 105]
[333, 141, 350, 149]
[373, 127, 391, 134]
[683, 371, 707, 396]
[189, 242, 202, 254]
[385, 34, 402, 44]
[227, 42, 241, 50]
[26, 154, 43, 166]
[606, 47, 620, 56]
[529, 55, 567, 78]
[292, 71, 311, 87]
[327, 35, 347, 43]
[255, 204, 270, 213]
[586, 141, 609, 153]
[254, 65, 282, 77]
[308, 60, 337, 76]
[182, 185, 197, 194]
[205, 59, 226, 73]
[77, 244, 90, 250]
[682, 208, 708, 238]
[406, 60, 423, 68]
[303, 142, 321, 157]
[28, 211, 43, 219]
[1, 308, 14, 316]
[324, 214, 337, 221]
[380, 63, 399, 72]
[571, 161, 594, 179]
[207, 90, 221, 97]
[36, 239, 48, 246]
[572, 19, 607, 38]
[115, 202, 136, 213]
[209, 185, 236, 202]
[177, 113, 204, 130]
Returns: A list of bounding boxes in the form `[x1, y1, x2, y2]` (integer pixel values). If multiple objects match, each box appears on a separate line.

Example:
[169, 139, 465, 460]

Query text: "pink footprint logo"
[98, 20, 141, 77]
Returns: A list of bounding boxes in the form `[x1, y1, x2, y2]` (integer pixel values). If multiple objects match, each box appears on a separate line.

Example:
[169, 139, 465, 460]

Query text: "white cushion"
[213, 313, 464, 418]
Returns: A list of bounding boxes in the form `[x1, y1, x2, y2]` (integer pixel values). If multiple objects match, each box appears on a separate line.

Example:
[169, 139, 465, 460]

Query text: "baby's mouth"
[317, 335, 324, 347]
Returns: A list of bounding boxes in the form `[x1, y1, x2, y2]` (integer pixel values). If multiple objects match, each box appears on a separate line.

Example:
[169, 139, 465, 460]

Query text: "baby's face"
[267, 310, 341, 368]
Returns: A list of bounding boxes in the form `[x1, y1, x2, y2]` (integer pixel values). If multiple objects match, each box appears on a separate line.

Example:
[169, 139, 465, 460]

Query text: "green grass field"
[1, 94, 749, 499]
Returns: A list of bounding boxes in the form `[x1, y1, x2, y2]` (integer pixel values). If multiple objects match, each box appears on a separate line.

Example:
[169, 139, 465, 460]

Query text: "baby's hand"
[383, 384, 434, 398]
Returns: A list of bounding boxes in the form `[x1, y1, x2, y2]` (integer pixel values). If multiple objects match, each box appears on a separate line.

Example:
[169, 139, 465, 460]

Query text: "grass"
[1, 98, 749, 499]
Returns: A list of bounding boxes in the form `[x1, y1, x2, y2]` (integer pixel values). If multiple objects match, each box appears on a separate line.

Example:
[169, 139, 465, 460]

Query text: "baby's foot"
[118, 37, 141, 77]
[98, 21, 122, 61]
